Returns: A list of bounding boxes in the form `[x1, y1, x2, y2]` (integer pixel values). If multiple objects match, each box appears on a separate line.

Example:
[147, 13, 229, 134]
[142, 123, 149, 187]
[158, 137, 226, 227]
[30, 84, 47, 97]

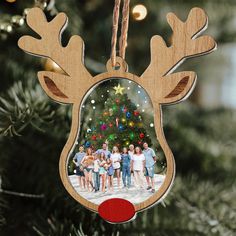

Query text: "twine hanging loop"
[111, 0, 130, 67]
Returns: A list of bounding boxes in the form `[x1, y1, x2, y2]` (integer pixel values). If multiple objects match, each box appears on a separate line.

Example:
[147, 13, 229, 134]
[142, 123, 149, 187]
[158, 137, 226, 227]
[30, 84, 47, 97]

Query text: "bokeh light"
[132, 4, 148, 21]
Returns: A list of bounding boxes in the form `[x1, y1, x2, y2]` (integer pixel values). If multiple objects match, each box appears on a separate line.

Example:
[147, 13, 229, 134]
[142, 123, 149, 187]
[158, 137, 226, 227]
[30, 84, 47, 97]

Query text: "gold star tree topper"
[113, 84, 125, 95]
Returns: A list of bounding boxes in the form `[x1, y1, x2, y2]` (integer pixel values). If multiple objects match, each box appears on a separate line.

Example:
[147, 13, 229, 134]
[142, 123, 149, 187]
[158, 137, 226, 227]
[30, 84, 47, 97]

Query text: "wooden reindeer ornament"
[18, 7, 216, 223]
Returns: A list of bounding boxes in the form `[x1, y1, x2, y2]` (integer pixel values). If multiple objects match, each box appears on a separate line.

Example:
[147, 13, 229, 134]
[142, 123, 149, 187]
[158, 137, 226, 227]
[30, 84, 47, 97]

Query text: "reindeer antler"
[18, 8, 92, 104]
[141, 7, 216, 104]
[143, 8, 216, 78]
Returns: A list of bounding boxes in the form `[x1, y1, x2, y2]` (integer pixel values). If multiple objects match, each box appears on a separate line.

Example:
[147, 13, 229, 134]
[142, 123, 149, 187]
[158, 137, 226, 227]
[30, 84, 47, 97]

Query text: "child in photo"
[110, 146, 121, 188]
[106, 158, 114, 192]
[131, 146, 145, 189]
[99, 152, 107, 193]
[93, 154, 100, 192]
[121, 147, 131, 188]
[81, 147, 94, 192]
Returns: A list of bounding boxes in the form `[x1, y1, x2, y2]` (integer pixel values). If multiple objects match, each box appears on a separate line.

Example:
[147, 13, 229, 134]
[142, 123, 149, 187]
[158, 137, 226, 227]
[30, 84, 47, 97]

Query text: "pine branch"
[0, 81, 55, 137]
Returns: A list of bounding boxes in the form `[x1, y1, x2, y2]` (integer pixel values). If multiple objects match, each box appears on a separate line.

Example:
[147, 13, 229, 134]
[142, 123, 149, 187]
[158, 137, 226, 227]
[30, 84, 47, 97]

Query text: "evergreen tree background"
[0, 0, 236, 235]
[81, 80, 152, 150]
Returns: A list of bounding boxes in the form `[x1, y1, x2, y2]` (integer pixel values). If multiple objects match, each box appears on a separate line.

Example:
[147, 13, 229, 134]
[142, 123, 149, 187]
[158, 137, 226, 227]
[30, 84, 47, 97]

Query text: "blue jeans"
[122, 165, 131, 187]
[93, 171, 100, 191]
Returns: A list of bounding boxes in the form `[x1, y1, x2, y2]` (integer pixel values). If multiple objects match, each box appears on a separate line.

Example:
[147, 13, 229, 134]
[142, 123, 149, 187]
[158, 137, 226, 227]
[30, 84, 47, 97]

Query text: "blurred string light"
[132, 4, 148, 21]
[5, 0, 16, 3]
[1, 0, 57, 40]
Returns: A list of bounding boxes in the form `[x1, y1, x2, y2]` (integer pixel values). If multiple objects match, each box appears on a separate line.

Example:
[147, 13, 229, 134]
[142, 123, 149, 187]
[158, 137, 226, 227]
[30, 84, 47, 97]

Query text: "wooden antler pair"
[18, 7, 216, 108]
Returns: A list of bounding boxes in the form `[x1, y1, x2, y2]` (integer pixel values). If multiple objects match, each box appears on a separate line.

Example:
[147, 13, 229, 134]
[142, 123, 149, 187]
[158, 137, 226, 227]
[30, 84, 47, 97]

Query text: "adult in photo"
[143, 142, 157, 193]
[128, 144, 136, 185]
[128, 144, 134, 158]
[110, 146, 122, 188]
[131, 147, 145, 189]
[96, 143, 111, 159]
[73, 145, 86, 189]
[121, 147, 131, 188]
[81, 148, 94, 191]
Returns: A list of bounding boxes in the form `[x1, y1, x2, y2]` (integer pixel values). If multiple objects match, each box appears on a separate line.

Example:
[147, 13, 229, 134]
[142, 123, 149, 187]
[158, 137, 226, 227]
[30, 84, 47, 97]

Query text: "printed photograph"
[67, 78, 167, 204]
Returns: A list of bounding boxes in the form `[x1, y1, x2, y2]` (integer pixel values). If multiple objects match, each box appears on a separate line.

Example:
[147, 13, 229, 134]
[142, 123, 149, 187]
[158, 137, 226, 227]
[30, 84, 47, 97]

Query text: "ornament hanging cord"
[111, 0, 130, 67]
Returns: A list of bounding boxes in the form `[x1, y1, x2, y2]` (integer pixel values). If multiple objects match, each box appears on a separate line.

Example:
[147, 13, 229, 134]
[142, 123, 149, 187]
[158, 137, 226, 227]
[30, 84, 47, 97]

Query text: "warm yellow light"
[44, 59, 65, 74]
[132, 4, 147, 21]
[6, 0, 16, 3]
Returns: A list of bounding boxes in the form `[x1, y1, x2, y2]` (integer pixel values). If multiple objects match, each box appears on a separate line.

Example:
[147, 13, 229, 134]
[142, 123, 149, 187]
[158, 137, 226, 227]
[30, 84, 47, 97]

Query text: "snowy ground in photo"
[69, 174, 165, 205]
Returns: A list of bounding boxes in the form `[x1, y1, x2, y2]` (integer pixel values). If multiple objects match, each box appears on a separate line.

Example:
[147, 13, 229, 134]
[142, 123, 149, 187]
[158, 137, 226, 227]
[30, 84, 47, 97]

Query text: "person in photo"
[73, 145, 86, 189]
[128, 144, 135, 158]
[93, 153, 100, 192]
[81, 147, 94, 192]
[96, 143, 111, 159]
[143, 142, 157, 193]
[106, 158, 114, 192]
[121, 147, 131, 188]
[99, 152, 107, 193]
[110, 146, 122, 188]
[131, 146, 145, 189]
[128, 144, 136, 185]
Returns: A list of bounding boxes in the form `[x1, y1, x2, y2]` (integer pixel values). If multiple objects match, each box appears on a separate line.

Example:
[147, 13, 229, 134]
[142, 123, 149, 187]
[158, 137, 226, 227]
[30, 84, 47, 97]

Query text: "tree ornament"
[108, 134, 115, 141]
[108, 108, 113, 116]
[100, 124, 107, 131]
[129, 132, 135, 140]
[121, 118, 126, 123]
[114, 84, 125, 95]
[87, 128, 92, 133]
[91, 135, 97, 141]
[18, 6, 216, 224]
[125, 140, 130, 146]
[134, 110, 139, 116]
[112, 104, 117, 111]
[128, 121, 134, 127]
[126, 111, 131, 118]
[121, 105, 127, 113]
[139, 132, 145, 139]
[115, 118, 119, 127]
[118, 124, 124, 131]
[85, 141, 91, 148]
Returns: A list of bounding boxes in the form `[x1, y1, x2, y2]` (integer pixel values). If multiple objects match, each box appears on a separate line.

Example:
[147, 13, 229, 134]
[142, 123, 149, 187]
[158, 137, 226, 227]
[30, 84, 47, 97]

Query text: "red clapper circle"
[98, 198, 136, 223]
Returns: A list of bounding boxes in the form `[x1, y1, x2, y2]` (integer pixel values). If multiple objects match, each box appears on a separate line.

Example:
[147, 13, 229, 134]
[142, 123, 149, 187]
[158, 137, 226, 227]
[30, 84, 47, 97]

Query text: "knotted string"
[111, 0, 130, 67]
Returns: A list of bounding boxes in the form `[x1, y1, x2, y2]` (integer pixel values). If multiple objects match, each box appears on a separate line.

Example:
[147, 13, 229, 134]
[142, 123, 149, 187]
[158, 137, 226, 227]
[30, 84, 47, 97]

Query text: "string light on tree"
[132, 4, 148, 21]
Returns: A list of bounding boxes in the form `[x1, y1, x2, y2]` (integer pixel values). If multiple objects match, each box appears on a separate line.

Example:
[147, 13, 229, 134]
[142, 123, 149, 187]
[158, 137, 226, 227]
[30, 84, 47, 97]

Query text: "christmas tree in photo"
[84, 82, 152, 150]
